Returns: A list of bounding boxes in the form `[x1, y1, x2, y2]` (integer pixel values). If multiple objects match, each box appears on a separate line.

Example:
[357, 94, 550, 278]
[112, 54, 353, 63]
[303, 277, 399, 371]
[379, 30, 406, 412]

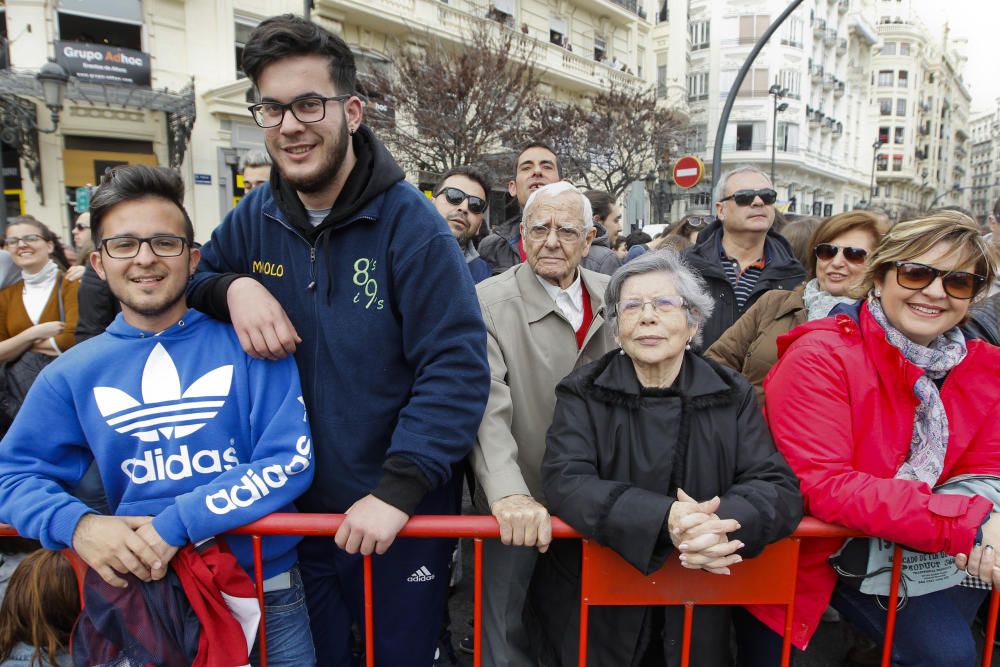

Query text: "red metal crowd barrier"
[3, 516, 998, 667]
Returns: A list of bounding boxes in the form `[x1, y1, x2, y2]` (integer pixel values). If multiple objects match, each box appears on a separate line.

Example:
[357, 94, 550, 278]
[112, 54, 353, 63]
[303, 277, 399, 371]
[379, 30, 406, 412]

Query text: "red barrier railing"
[3, 516, 997, 667]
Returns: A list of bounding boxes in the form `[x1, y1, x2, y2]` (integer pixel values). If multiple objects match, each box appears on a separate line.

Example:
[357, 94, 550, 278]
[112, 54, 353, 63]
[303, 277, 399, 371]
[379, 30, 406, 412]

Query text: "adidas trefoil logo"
[93, 343, 234, 442]
[407, 566, 435, 583]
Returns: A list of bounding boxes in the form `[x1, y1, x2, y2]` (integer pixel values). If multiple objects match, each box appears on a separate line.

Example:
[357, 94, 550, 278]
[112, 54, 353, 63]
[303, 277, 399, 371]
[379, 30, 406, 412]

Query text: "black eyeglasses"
[814, 243, 868, 265]
[248, 95, 352, 129]
[74, 223, 90, 232]
[718, 188, 778, 206]
[893, 261, 986, 300]
[2, 234, 45, 247]
[435, 187, 488, 214]
[100, 235, 188, 259]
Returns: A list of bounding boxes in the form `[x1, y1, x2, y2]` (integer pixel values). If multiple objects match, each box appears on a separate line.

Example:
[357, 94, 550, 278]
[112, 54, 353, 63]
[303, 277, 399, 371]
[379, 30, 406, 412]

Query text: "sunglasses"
[436, 187, 488, 214]
[814, 243, 868, 264]
[719, 188, 778, 206]
[74, 223, 90, 231]
[893, 261, 986, 300]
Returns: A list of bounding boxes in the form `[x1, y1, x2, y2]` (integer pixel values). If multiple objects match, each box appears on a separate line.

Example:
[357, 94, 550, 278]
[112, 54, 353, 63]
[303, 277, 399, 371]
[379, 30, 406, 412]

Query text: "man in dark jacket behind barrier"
[478, 142, 561, 275]
[186, 15, 489, 666]
[682, 165, 804, 349]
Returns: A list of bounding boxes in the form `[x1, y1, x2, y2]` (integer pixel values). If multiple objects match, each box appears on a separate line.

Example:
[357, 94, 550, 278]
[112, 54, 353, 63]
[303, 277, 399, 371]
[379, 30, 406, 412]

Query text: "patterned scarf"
[868, 295, 967, 486]
[802, 279, 857, 321]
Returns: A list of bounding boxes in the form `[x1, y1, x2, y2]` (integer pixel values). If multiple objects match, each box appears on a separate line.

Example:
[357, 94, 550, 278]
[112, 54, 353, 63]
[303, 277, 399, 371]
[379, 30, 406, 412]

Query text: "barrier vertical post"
[252, 535, 268, 667]
[680, 603, 694, 667]
[578, 539, 590, 666]
[474, 538, 484, 667]
[983, 590, 1000, 667]
[364, 555, 374, 667]
[880, 545, 904, 667]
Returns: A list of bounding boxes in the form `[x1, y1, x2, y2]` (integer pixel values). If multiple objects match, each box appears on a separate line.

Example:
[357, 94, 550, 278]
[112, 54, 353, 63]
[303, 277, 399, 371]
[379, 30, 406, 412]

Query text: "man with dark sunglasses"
[682, 165, 804, 348]
[432, 165, 493, 284]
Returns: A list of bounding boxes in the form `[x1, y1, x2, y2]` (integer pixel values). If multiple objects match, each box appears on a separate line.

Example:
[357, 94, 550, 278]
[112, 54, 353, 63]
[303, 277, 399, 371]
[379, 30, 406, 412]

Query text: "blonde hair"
[852, 210, 999, 301]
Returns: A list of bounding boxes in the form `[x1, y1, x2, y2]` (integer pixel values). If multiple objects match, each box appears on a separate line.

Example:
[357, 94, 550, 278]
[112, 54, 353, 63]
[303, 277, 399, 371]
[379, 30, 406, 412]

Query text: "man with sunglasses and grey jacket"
[433, 166, 493, 284]
[682, 165, 804, 348]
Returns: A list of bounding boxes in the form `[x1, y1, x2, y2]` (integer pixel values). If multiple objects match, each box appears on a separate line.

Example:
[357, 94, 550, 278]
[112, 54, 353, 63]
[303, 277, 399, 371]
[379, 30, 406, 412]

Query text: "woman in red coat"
[756, 211, 1000, 666]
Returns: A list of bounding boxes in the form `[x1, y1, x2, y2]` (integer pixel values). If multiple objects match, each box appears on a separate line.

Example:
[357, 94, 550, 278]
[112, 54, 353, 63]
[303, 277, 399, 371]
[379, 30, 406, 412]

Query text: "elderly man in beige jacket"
[471, 181, 617, 666]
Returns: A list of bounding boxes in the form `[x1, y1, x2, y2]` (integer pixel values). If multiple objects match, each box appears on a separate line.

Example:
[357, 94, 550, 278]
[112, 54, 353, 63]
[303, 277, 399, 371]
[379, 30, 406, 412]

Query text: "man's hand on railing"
[491, 494, 552, 553]
[335, 494, 410, 556]
[668, 489, 744, 576]
[72, 514, 164, 588]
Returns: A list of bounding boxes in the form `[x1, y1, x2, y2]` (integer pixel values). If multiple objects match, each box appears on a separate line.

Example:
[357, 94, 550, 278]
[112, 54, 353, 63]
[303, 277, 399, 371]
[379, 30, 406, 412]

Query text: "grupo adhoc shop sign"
[56, 42, 151, 88]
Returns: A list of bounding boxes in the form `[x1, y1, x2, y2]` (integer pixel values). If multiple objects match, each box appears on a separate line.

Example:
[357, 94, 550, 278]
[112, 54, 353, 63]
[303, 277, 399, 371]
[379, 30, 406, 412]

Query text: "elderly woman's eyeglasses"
[100, 235, 188, 259]
[248, 95, 352, 128]
[2, 234, 45, 247]
[616, 295, 687, 319]
[893, 261, 985, 300]
[525, 224, 585, 243]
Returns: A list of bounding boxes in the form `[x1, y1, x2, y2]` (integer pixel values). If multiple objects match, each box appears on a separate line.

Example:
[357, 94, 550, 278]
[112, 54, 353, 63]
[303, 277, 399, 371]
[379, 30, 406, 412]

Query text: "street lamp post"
[768, 84, 788, 185]
[0, 60, 70, 229]
[644, 171, 657, 228]
[869, 140, 884, 203]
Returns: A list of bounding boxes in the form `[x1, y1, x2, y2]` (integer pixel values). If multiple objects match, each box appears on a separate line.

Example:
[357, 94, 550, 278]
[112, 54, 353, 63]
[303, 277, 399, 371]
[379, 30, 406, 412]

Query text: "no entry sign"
[672, 155, 705, 189]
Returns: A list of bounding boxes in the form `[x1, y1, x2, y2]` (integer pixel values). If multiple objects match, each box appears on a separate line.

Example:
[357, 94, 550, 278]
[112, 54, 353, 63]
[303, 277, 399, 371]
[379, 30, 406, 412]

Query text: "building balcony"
[811, 64, 824, 80]
[836, 38, 847, 54]
[833, 79, 845, 96]
[813, 18, 827, 34]
[823, 74, 835, 91]
[837, 0, 849, 14]
[824, 29, 837, 46]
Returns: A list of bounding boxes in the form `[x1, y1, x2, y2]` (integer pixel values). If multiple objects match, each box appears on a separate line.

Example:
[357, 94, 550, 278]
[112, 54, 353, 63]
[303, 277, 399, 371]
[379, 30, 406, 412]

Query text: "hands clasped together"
[667, 489, 744, 575]
[71, 514, 179, 588]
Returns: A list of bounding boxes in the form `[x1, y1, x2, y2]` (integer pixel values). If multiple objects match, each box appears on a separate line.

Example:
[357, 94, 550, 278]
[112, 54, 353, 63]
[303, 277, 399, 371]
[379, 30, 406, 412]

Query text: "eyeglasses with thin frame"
[248, 95, 352, 129]
[682, 215, 713, 229]
[2, 234, 45, 247]
[892, 261, 986, 300]
[718, 189, 778, 206]
[616, 295, 687, 319]
[814, 243, 868, 265]
[435, 187, 488, 214]
[525, 223, 586, 243]
[100, 235, 189, 259]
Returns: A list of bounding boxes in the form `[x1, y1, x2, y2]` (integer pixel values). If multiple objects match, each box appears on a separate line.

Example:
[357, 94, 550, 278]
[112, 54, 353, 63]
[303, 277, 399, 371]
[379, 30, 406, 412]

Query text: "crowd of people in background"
[0, 10, 997, 667]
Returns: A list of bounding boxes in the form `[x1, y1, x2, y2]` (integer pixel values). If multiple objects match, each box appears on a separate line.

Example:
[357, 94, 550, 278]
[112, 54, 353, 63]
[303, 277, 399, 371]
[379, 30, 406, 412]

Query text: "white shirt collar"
[536, 270, 584, 330]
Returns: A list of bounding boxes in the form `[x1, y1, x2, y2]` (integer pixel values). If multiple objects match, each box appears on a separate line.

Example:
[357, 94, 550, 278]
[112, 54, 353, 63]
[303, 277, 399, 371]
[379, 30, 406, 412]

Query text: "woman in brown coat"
[705, 211, 887, 405]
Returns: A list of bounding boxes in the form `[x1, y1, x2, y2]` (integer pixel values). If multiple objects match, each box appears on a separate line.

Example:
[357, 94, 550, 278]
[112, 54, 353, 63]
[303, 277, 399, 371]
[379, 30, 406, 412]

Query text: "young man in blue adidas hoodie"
[186, 14, 489, 666]
[0, 165, 317, 666]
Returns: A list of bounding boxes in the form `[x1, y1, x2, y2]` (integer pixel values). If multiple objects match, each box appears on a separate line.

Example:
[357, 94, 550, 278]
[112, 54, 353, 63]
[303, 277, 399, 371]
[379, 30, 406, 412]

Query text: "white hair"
[522, 181, 593, 230]
[713, 164, 772, 204]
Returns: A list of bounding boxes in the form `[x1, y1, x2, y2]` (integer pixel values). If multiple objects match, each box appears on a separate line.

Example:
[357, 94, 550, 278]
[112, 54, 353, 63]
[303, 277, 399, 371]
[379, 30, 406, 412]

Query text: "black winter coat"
[528, 350, 802, 667]
[682, 221, 805, 349]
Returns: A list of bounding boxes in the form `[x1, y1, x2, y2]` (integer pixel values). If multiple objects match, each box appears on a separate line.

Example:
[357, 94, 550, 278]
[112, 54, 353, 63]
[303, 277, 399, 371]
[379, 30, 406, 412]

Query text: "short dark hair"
[242, 14, 357, 95]
[584, 190, 614, 222]
[89, 165, 195, 246]
[513, 141, 559, 178]
[625, 230, 652, 249]
[433, 165, 493, 201]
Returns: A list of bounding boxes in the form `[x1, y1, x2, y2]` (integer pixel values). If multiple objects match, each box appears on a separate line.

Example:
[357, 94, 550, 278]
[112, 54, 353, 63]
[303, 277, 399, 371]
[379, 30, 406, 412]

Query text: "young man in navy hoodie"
[0, 165, 316, 666]
[186, 14, 490, 666]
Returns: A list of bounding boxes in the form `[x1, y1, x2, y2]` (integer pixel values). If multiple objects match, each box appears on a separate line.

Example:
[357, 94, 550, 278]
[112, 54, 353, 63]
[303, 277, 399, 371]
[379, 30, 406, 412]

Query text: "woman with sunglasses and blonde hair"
[747, 211, 1000, 666]
[706, 211, 888, 406]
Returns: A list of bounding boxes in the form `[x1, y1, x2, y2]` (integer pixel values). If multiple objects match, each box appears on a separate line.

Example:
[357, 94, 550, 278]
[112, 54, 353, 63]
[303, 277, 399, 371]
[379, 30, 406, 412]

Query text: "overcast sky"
[910, 0, 998, 114]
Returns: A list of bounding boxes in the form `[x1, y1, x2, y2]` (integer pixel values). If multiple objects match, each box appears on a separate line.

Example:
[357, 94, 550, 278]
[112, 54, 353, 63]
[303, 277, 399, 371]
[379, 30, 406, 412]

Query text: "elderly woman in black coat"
[527, 249, 803, 667]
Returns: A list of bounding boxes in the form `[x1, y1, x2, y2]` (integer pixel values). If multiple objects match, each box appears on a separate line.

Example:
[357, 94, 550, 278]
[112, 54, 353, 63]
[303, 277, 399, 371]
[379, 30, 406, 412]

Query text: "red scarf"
[576, 281, 593, 349]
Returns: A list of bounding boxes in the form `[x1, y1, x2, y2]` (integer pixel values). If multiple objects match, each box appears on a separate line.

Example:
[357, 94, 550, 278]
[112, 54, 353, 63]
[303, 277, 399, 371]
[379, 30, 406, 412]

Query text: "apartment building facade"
[674, 0, 879, 216]
[867, 0, 972, 219]
[970, 99, 1000, 221]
